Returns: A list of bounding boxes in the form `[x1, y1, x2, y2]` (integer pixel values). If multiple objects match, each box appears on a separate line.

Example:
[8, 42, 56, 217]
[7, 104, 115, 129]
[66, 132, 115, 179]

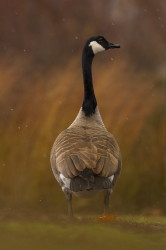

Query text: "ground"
[0, 215, 166, 250]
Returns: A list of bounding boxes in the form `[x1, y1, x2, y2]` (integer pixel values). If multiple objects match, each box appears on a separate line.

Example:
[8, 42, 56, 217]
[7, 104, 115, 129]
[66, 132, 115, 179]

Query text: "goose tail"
[70, 168, 112, 192]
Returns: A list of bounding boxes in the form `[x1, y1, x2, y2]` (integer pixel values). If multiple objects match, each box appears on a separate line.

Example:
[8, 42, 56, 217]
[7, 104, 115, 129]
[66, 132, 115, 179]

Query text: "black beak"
[108, 42, 120, 49]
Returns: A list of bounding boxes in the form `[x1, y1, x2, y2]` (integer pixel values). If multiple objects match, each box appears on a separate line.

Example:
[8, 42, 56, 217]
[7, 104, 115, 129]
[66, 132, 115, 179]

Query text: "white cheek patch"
[89, 41, 105, 54]
[60, 173, 71, 189]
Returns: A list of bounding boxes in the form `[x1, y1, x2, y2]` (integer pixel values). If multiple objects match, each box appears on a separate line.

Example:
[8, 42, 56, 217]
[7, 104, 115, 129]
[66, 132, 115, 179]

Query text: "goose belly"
[73, 190, 101, 198]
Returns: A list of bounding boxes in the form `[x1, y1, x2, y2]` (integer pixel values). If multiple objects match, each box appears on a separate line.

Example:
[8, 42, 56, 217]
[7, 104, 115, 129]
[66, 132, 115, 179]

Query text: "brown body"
[50, 108, 121, 189]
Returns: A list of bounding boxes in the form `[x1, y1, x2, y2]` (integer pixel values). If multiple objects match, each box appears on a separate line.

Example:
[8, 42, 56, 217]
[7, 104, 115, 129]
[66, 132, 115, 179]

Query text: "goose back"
[50, 108, 121, 181]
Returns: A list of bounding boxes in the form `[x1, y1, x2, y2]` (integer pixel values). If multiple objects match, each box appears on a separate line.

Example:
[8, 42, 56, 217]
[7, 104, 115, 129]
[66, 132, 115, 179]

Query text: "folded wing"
[50, 126, 121, 180]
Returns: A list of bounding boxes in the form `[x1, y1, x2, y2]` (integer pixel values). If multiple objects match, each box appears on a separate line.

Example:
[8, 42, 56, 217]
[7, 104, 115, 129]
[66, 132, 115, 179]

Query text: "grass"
[0, 57, 165, 213]
[0, 215, 166, 250]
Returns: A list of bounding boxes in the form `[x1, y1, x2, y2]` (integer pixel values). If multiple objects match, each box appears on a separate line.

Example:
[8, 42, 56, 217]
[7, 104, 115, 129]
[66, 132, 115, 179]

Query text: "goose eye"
[98, 39, 103, 44]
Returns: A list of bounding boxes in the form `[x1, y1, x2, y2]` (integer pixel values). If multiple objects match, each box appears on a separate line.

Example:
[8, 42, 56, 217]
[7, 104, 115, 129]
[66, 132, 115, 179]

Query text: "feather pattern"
[50, 108, 121, 180]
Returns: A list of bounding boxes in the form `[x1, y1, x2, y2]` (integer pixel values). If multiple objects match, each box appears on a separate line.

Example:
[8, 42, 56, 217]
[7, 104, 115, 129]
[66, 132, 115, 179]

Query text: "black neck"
[82, 48, 97, 116]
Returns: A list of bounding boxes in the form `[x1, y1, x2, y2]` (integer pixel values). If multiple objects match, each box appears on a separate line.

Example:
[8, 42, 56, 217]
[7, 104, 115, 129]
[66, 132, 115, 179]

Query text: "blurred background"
[0, 0, 165, 218]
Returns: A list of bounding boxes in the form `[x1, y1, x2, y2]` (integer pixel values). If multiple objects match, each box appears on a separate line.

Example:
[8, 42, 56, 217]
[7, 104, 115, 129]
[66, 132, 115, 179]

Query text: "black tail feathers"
[78, 168, 94, 182]
[70, 168, 112, 192]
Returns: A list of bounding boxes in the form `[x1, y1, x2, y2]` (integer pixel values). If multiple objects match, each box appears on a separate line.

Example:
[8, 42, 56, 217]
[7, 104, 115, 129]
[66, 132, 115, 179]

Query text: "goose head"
[83, 35, 120, 56]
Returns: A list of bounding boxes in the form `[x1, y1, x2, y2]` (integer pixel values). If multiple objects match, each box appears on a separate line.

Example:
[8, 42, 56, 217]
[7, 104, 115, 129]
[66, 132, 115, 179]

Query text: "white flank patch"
[60, 173, 71, 189]
[109, 175, 114, 182]
[89, 41, 105, 54]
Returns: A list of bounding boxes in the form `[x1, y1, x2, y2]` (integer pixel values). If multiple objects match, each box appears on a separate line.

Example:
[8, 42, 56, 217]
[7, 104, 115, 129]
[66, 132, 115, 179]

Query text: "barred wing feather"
[50, 126, 121, 180]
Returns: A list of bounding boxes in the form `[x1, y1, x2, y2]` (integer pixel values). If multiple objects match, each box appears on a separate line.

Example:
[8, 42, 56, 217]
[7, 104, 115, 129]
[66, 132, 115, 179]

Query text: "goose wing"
[50, 126, 121, 180]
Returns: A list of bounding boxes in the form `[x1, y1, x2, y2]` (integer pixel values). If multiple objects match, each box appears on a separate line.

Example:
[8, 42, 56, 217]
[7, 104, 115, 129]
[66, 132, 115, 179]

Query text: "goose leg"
[65, 191, 73, 218]
[103, 189, 111, 214]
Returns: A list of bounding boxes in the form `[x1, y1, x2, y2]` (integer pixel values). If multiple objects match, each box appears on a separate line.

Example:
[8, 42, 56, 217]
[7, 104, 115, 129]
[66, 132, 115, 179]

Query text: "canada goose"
[50, 35, 121, 218]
